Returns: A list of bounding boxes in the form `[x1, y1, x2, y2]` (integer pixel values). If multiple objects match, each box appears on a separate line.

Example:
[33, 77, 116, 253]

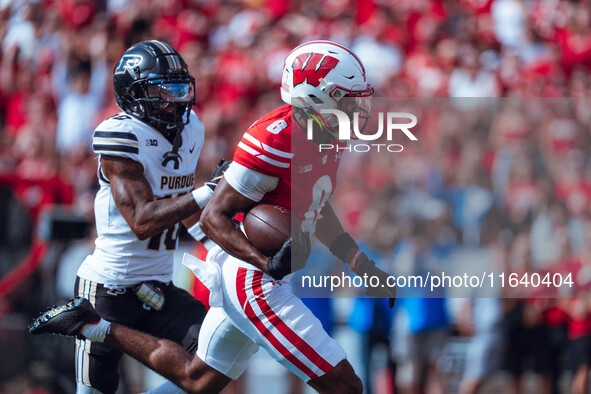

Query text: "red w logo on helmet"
[292, 53, 340, 87]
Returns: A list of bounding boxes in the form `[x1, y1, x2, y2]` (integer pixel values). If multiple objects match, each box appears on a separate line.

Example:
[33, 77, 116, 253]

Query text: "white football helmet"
[281, 40, 373, 134]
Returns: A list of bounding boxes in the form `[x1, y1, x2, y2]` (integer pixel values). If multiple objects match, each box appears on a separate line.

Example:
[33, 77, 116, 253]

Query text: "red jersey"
[233, 105, 344, 234]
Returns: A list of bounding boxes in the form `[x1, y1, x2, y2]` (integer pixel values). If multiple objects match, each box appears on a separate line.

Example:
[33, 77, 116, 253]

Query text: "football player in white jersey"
[71, 40, 228, 394]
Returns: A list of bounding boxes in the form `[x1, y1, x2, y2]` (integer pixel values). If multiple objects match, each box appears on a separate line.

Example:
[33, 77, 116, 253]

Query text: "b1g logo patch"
[146, 139, 158, 146]
[114, 54, 142, 75]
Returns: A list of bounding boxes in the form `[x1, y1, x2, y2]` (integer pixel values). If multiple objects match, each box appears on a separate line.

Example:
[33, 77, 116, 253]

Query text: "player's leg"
[31, 297, 267, 394]
[75, 277, 139, 394]
[30, 298, 231, 394]
[74, 338, 123, 394]
[222, 265, 362, 393]
[105, 323, 231, 394]
[307, 360, 362, 394]
[145, 283, 207, 354]
[196, 306, 260, 381]
[108, 304, 261, 393]
[143, 304, 260, 394]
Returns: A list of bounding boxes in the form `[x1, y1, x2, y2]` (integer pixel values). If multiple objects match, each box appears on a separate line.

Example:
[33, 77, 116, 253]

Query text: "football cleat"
[29, 297, 100, 339]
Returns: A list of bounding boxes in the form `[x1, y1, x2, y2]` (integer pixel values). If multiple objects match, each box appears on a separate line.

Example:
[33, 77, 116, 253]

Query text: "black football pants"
[74, 276, 206, 394]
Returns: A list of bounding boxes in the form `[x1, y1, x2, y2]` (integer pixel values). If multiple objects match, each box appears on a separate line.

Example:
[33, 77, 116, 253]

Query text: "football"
[243, 203, 299, 256]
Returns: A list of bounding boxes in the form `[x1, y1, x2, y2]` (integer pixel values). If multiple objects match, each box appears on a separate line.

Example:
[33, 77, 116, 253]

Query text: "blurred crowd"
[324, 97, 591, 394]
[3, 0, 591, 213]
[3, 0, 591, 393]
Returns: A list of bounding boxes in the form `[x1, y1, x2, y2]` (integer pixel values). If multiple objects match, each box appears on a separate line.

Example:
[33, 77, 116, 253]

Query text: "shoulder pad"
[93, 114, 139, 156]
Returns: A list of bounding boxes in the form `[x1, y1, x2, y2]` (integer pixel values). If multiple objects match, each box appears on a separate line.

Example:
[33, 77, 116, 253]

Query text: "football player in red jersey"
[29, 41, 395, 394]
[195, 40, 395, 393]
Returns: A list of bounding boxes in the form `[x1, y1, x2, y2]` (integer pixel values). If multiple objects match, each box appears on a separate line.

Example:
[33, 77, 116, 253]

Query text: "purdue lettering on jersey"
[78, 111, 205, 286]
[161, 173, 194, 190]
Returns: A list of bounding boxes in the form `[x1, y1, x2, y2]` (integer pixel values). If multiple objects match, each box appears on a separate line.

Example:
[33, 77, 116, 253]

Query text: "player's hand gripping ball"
[243, 204, 310, 280]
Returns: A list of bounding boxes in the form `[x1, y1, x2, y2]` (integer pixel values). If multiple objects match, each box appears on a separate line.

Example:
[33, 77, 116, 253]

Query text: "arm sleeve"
[223, 162, 279, 202]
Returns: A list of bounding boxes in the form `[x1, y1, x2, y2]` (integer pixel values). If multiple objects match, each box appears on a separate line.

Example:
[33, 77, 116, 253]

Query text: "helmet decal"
[114, 54, 142, 75]
[292, 53, 340, 88]
[149, 40, 183, 71]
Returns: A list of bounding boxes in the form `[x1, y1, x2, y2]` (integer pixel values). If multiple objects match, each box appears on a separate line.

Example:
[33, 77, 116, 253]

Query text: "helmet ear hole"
[328, 116, 340, 128]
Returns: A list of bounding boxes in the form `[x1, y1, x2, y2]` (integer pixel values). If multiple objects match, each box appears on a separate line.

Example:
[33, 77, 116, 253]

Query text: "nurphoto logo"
[307, 109, 419, 153]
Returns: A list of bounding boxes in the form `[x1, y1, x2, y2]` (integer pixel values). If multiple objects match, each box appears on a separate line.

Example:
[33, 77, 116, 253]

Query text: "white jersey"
[77, 111, 204, 286]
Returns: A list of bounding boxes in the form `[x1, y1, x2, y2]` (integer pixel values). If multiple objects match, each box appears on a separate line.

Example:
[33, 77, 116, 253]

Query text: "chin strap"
[161, 130, 183, 169]
[300, 107, 343, 143]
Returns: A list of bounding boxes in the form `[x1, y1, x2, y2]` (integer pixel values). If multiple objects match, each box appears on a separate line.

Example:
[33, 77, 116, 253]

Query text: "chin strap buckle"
[162, 151, 182, 169]
[161, 131, 183, 169]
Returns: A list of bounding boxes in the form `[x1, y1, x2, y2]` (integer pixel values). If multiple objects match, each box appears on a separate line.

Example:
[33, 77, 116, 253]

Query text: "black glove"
[267, 232, 311, 281]
[352, 252, 396, 308]
[205, 159, 232, 191]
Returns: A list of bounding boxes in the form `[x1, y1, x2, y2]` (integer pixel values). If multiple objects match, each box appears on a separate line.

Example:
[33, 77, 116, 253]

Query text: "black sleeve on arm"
[329, 232, 358, 263]
[315, 202, 359, 263]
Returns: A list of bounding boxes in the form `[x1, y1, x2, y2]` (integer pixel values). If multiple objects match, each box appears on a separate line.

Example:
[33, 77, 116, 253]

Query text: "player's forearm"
[132, 193, 201, 240]
[200, 209, 269, 272]
[181, 210, 202, 230]
[200, 178, 270, 272]
[315, 203, 358, 264]
[105, 156, 206, 240]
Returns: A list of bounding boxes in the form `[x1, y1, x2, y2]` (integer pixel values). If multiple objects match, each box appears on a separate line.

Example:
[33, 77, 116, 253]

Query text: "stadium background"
[2, 0, 591, 393]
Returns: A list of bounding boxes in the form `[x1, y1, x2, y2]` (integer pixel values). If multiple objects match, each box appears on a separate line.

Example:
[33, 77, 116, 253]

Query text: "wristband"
[187, 221, 205, 241]
[329, 232, 358, 262]
[350, 251, 363, 272]
[192, 185, 214, 209]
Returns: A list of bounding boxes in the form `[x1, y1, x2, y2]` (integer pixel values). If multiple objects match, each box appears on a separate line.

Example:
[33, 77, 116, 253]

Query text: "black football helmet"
[113, 40, 195, 142]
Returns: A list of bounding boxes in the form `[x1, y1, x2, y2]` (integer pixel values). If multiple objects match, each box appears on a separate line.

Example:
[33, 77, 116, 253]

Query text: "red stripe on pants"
[236, 268, 319, 379]
[251, 270, 333, 373]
